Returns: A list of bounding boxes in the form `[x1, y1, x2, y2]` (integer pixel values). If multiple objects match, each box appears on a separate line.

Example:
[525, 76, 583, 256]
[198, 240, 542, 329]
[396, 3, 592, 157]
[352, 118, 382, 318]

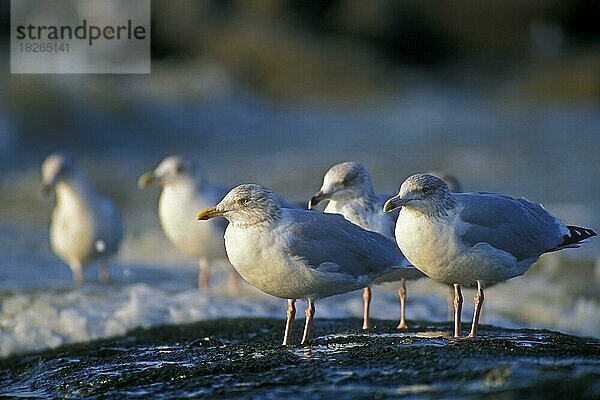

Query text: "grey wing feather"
[281, 209, 408, 277]
[457, 193, 565, 261]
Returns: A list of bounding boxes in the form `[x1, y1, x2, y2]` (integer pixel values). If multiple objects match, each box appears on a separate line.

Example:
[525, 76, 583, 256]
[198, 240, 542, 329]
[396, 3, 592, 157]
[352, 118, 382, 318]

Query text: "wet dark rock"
[0, 318, 598, 399]
[187, 336, 225, 348]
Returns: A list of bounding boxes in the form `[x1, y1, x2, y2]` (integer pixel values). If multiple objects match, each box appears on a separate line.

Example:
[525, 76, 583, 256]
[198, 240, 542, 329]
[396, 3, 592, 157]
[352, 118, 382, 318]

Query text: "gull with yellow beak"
[138, 155, 235, 290]
[384, 173, 596, 339]
[198, 184, 416, 345]
[41, 152, 123, 284]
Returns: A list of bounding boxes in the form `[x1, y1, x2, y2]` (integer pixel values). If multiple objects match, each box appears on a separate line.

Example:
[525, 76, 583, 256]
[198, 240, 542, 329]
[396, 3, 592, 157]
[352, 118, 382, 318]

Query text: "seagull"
[138, 155, 235, 290]
[197, 184, 415, 345]
[41, 153, 123, 284]
[383, 173, 597, 339]
[308, 161, 423, 330]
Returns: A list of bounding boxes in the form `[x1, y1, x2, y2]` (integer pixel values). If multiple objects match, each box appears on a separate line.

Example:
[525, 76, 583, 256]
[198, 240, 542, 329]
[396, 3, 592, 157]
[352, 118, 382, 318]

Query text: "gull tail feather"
[549, 225, 597, 252]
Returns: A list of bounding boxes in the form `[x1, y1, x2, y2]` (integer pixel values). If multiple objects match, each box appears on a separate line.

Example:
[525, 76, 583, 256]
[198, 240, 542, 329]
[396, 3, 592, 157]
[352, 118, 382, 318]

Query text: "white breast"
[324, 200, 342, 215]
[395, 208, 463, 283]
[395, 208, 524, 287]
[51, 183, 122, 265]
[224, 224, 314, 299]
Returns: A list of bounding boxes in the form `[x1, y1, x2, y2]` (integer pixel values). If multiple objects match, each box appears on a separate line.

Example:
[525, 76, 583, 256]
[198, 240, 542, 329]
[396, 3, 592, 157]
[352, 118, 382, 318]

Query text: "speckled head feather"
[311, 161, 376, 207]
[386, 174, 456, 218]
[399, 174, 449, 197]
[217, 184, 282, 227]
[429, 171, 462, 192]
[325, 162, 373, 190]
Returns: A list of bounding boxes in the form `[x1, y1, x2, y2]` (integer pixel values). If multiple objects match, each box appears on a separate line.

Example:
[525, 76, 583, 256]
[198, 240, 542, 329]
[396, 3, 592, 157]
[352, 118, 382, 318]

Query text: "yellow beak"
[137, 172, 156, 189]
[197, 206, 225, 220]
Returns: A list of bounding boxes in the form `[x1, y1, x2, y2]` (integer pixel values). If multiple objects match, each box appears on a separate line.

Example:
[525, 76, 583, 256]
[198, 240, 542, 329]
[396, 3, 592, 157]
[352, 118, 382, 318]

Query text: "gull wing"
[279, 209, 410, 278]
[457, 192, 567, 261]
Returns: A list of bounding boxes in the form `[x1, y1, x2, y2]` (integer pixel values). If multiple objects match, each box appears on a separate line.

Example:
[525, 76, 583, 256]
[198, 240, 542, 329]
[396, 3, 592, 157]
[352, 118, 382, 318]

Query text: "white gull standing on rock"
[197, 184, 415, 345]
[308, 161, 424, 330]
[384, 173, 597, 339]
[41, 153, 124, 284]
[138, 155, 236, 290]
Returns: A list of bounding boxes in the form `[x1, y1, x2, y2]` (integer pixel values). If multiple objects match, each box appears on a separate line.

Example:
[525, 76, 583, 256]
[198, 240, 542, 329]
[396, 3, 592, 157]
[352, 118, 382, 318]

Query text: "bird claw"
[396, 321, 409, 330]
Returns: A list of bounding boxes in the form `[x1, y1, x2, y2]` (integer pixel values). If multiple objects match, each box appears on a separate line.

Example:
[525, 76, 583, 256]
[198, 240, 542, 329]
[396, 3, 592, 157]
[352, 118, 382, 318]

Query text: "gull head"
[41, 152, 77, 194]
[138, 155, 198, 189]
[309, 161, 374, 209]
[384, 174, 454, 217]
[198, 184, 282, 227]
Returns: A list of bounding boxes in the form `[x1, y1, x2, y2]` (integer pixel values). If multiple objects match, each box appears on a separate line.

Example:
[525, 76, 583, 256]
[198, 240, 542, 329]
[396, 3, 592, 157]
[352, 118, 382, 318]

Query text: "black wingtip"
[560, 225, 597, 248]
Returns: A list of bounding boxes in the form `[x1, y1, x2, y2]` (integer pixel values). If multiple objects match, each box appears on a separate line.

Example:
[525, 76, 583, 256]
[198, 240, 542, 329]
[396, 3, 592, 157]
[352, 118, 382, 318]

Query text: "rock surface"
[1, 318, 599, 399]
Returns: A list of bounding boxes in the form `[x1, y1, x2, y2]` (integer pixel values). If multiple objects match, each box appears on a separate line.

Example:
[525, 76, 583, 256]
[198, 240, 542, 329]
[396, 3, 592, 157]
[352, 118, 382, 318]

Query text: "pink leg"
[300, 299, 315, 345]
[397, 279, 408, 329]
[453, 284, 463, 338]
[468, 281, 484, 339]
[362, 287, 371, 330]
[282, 299, 296, 346]
[448, 285, 455, 321]
[198, 258, 209, 291]
[228, 270, 240, 291]
[71, 260, 84, 285]
[98, 260, 111, 284]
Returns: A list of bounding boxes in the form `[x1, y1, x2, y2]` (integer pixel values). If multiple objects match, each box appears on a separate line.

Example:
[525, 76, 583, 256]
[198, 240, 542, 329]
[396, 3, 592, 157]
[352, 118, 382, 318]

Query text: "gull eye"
[237, 197, 250, 206]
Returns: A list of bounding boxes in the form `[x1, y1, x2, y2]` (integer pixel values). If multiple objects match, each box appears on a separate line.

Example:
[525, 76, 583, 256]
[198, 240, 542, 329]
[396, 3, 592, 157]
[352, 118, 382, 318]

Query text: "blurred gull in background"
[384, 174, 597, 339]
[198, 184, 415, 345]
[41, 152, 124, 284]
[138, 155, 236, 290]
[308, 161, 422, 330]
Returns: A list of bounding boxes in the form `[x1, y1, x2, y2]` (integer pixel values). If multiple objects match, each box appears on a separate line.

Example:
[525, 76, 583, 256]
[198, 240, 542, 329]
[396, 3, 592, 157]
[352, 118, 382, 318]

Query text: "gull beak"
[197, 206, 225, 220]
[383, 195, 409, 212]
[137, 172, 156, 189]
[308, 190, 326, 210]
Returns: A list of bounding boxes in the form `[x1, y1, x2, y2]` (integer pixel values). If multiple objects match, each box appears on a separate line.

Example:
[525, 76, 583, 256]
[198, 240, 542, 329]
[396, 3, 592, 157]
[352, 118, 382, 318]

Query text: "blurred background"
[0, 0, 598, 356]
